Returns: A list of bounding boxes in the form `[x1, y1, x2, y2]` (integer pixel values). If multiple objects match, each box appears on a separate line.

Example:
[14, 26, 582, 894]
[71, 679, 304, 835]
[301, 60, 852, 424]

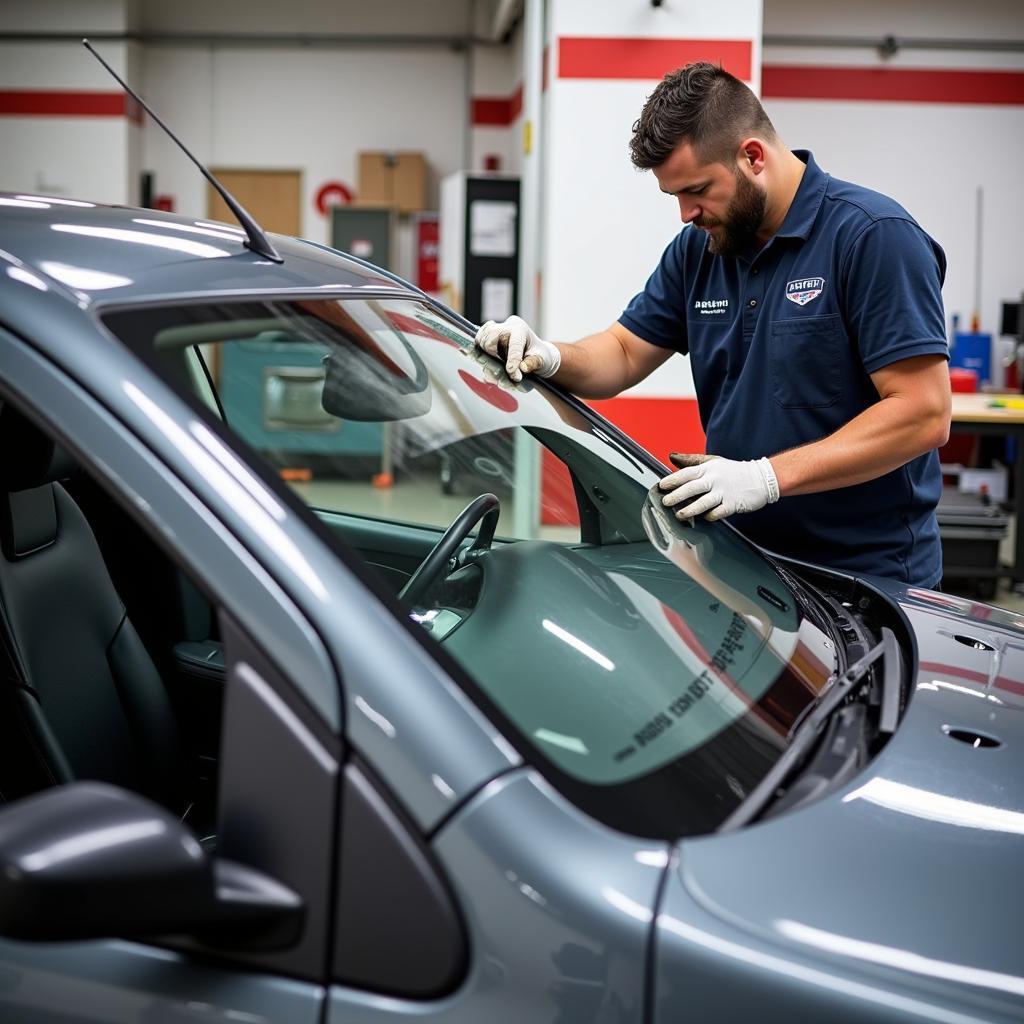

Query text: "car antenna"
[82, 38, 283, 264]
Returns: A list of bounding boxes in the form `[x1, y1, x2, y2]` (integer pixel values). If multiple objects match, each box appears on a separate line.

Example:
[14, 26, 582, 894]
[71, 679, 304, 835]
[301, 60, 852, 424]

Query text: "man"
[475, 61, 951, 588]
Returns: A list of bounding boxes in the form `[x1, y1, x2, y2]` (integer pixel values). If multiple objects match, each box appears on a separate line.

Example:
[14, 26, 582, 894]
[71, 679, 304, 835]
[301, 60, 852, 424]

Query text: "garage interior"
[3, 3, 1024, 1019]
[2, 0, 1023, 606]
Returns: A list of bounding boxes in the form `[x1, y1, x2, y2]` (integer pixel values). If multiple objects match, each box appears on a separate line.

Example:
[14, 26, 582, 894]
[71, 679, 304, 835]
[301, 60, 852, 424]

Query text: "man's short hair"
[629, 62, 776, 170]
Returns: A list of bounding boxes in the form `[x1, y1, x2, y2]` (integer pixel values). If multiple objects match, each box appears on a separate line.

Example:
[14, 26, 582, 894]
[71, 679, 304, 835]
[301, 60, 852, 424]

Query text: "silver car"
[0, 194, 1021, 1023]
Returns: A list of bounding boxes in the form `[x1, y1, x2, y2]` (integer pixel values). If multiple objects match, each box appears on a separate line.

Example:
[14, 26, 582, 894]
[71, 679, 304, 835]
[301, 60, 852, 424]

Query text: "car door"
[0, 324, 340, 1022]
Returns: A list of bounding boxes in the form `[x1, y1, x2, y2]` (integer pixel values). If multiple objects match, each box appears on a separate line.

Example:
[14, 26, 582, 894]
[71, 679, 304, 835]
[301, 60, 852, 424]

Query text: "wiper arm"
[718, 627, 901, 832]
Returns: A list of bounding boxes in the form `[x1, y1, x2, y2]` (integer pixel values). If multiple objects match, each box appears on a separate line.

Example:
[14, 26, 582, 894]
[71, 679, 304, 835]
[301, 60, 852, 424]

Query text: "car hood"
[677, 590, 1024, 1000]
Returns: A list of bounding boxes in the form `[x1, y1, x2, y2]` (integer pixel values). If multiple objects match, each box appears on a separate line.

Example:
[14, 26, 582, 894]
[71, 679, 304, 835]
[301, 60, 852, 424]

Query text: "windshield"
[103, 294, 837, 837]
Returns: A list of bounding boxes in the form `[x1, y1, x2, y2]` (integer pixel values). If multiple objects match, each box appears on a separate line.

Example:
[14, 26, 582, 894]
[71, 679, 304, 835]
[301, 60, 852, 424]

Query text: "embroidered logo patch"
[694, 298, 729, 316]
[785, 277, 825, 306]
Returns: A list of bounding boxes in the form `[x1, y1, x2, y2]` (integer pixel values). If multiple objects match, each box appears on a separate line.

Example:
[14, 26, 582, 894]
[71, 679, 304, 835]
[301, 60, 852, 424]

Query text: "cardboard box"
[358, 152, 427, 214]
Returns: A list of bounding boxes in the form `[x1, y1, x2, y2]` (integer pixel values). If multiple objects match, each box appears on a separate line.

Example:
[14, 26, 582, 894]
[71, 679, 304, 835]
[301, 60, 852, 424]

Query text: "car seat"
[0, 402, 187, 813]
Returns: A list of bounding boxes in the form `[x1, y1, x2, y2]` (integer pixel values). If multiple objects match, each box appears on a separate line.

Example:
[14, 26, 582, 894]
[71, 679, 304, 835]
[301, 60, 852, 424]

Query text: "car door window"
[0, 360, 338, 996]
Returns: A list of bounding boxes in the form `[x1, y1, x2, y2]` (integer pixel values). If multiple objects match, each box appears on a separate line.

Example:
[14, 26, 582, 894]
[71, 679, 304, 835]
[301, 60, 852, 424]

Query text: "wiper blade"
[718, 627, 901, 832]
[812, 627, 900, 734]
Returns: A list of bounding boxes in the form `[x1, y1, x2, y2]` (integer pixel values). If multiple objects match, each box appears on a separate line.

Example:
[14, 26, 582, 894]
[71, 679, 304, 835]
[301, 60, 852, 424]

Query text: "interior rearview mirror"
[321, 333, 432, 422]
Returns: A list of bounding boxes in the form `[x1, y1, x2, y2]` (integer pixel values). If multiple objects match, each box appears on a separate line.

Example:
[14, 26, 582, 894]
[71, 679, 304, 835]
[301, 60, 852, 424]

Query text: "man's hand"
[475, 315, 561, 382]
[659, 453, 780, 522]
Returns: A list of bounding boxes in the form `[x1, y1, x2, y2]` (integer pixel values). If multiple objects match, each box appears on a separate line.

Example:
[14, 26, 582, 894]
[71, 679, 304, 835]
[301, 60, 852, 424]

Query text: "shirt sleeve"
[842, 217, 949, 374]
[618, 229, 692, 354]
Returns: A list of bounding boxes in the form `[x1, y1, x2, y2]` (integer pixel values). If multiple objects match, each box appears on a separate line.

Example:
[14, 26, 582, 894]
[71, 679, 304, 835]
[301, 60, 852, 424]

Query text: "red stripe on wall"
[762, 65, 1024, 105]
[471, 96, 514, 126]
[0, 90, 131, 118]
[559, 37, 752, 82]
[471, 82, 524, 127]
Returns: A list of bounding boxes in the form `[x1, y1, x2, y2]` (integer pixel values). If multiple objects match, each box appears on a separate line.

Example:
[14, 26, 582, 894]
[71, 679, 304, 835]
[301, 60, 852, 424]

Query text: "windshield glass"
[104, 295, 837, 837]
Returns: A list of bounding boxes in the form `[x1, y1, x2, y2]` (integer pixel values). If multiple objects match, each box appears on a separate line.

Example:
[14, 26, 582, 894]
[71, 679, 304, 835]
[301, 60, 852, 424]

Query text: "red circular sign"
[314, 181, 354, 216]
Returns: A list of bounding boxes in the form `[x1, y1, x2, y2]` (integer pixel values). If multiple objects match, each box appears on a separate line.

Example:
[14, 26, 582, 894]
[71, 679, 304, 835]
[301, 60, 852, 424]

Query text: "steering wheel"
[399, 493, 500, 607]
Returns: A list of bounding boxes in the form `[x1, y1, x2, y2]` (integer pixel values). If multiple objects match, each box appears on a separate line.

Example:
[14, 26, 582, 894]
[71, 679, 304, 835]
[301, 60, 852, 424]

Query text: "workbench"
[949, 392, 1024, 586]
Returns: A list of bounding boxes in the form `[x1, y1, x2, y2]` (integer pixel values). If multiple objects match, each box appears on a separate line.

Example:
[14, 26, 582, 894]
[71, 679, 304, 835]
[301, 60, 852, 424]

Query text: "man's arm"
[769, 353, 951, 495]
[476, 315, 672, 397]
[660, 354, 950, 522]
[548, 322, 674, 398]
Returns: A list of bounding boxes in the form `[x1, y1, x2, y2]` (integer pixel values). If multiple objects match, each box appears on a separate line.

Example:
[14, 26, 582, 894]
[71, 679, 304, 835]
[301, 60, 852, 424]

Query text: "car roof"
[0, 193, 412, 307]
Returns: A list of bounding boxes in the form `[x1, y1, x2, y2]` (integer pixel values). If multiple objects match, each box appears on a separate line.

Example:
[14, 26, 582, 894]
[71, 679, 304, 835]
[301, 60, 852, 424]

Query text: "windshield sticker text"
[613, 613, 750, 762]
[710, 613, 747, 674]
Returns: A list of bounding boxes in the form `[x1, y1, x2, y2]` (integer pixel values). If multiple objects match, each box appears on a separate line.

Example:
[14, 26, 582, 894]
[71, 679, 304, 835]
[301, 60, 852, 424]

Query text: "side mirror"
[0, 782, 302, 948]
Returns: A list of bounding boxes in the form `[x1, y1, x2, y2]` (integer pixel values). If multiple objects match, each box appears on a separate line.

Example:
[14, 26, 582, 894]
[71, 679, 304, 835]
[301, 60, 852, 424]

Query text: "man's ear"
[738, 138, 767, 174]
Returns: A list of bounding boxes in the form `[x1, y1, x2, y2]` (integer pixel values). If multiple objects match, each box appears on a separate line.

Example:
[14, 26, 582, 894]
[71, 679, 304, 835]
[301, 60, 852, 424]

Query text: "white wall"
[763, 0, 1024, 349]
[4, 0, 1021, 350]
[0, 0, 478, 267]
[469, 37, 518, 175]
[142, 44, 468, 248]
[540, 0, 763, 401]
[0, 0, 138, 204]
[139, 0, 472, 37]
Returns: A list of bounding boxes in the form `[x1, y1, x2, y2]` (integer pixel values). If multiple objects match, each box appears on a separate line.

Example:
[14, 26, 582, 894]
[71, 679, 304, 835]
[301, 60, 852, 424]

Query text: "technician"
[476, 62, 951, 587]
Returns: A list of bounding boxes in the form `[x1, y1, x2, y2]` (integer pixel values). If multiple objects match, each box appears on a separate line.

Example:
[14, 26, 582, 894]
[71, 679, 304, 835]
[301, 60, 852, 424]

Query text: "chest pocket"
[769, 314, 845, 409]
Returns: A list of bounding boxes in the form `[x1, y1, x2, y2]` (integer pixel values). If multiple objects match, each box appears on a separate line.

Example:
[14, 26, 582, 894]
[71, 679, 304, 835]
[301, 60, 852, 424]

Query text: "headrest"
[0, 403, 76, 493]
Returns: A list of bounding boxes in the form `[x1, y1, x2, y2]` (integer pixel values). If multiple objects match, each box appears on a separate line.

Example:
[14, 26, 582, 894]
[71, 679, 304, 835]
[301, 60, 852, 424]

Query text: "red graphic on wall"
[314, 180, 354, 216]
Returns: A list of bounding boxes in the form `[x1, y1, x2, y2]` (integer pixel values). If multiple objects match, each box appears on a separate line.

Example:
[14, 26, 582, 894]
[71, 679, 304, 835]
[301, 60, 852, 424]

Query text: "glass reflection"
[52, 224, 230, 258]
[843, 777, 1024, 834]
[38, 261, 132, 291]
[102, 295, 838, 838]
[6, 266, 48, 291]
[775, 918, 1024, 999]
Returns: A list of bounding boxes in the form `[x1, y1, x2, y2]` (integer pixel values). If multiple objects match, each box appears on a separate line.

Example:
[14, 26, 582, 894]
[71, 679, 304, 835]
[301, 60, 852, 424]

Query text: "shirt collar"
[774, 150, 828, 241]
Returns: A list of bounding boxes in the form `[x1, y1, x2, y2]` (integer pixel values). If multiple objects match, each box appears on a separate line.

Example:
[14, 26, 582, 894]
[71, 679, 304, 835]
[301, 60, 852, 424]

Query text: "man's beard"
[700, 170, 766, 258]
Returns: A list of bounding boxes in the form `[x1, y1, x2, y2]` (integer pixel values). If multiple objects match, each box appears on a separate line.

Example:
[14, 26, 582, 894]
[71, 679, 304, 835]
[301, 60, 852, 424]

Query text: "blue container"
[950, 332, 992, 383]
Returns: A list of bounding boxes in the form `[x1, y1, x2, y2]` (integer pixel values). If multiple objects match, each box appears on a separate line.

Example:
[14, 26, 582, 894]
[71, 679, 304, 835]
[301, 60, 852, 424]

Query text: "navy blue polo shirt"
[620, 151, 948, 586]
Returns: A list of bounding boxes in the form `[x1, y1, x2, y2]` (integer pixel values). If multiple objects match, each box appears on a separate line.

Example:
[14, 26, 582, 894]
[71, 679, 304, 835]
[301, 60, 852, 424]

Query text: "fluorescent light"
[6, 266, 48, 291]
[776, 919, 1024, 1000]
[542, 619, 615, 671]
[38, 261, 132, 290]
[533, 728, 589, 755]
[0, 197, 49, 209]
[133, 218, 245, 241]
[15, 195, 95, 207]
[843, 777, 1024, 834]
[52, 223, 230, 258]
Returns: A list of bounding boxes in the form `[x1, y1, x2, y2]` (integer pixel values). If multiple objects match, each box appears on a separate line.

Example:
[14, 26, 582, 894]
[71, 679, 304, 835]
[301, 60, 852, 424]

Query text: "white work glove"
[475, 315, 561, 383]
[659, 453, 780, 522]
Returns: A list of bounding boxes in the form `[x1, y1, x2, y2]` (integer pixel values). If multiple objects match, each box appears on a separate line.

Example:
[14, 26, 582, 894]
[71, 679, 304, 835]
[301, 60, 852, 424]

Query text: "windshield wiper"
[718, 627, 902, 832]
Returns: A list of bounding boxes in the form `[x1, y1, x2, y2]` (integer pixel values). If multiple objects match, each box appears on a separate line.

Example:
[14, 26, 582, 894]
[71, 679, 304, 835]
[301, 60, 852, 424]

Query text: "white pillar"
[537, 0, 763, 458]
